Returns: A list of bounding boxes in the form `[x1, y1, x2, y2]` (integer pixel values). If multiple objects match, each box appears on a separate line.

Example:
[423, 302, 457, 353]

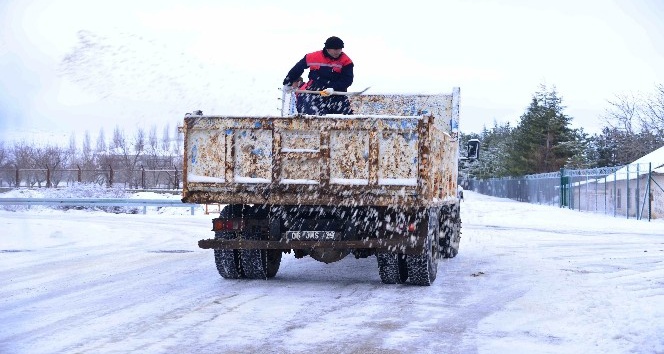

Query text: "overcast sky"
[1, 0, 664, 145]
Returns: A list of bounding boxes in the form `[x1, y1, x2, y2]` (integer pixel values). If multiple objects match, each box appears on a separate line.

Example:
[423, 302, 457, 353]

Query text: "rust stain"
[330, 130, 369, 181]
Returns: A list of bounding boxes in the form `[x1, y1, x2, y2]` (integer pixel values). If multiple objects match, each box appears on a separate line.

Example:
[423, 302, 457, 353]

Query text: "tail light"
[407, 223, 416, 233]
[212, 218, 245, 231]
[385, 222, 418, 234]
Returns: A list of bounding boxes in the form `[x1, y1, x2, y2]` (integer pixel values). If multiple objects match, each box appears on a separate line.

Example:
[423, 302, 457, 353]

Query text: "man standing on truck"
[282, 36, 354, 115]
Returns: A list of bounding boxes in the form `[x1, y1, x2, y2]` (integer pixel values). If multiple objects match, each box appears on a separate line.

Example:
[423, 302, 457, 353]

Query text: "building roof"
[604, 145, 664, 182]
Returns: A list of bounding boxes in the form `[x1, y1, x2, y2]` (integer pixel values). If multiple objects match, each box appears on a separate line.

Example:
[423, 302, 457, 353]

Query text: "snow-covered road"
[1, 191, 663, 353]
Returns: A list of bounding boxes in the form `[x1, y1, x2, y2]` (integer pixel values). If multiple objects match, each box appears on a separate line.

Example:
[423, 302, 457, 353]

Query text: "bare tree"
[603, 92, 640, 134]
[640, 83, 664, 135]
[161, 123, 171, 152]
[602, 85, 664, 162]
[68, 132, 77, 159]
[174, 124, 183, 158]
[141, 123, 180, 188]
[0, 142, 10, 187]
[0, 142, 6, 166]
[134, 127, 146, 154]
[170, 124, 184, 189]
[2, 121, 186, 188]
[82, 130, 93, 164]
[107, 127, 146, 188]
[95, 127, 106, 153]
[64, 132, 80, 185]
[75, 130, 97, 183]
[605, 84, 664, 137]
[112, 125, 125, 150]
[33, 144, 70, 187]
[11, 142, 36, 185]
[131, 128, 148, 188]
[91, 127, 112, 185]
[108, 126, 130, 187]
[148, 125, 158, 151]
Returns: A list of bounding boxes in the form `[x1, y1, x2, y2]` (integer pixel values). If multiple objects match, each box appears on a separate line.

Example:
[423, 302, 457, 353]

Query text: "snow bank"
[0, 184, 207, 216]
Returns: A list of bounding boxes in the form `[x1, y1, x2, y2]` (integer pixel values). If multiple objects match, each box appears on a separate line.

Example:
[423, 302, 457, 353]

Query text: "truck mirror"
[467, 139, 480, 160]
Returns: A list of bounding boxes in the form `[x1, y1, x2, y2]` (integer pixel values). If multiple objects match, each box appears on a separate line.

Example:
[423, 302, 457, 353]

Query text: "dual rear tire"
[213, 205, 282, 280]
[214, 245, 281, 280]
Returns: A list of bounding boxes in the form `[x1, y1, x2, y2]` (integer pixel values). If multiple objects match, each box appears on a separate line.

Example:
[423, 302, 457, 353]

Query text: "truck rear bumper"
[198, 237, 425, 255]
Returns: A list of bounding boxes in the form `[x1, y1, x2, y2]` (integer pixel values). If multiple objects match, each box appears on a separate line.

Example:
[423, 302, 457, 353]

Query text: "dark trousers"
[296, 94, 353, 115]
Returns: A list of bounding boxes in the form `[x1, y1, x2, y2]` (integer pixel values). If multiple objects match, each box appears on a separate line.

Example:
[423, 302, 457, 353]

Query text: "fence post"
[46, 167, 51, 188]
[559, 168, 565, 208]
[636, 164, 640, 220]
[108, 165, 114, 188]
[141, 165, 146, 190]
[174, 166, 179, 189]
[77, 165, 82, 183]
[649, 163, 652, 221]
[626, 165, 630, 219]
[15, 167, 19, 188]
[604, 176, 607, 215]
[613, 170, 617, 217]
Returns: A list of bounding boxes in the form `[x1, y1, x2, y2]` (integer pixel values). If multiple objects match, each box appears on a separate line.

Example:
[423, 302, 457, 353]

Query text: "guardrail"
[0, 198, 199, 215]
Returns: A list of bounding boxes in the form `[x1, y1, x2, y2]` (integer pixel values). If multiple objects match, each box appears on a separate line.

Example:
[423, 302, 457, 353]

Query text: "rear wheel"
[406, 210, 440, 286]
[441, 203, 461, 258]
[214, 232, 244, 279]
[377, 252, 408, 284]
[265, 250, 282, 278]
[240, 210, 282, 279]
[240, 248, 282, 280]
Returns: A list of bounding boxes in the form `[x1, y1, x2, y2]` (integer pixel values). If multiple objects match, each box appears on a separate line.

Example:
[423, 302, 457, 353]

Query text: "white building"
[574, 146, 664, 220]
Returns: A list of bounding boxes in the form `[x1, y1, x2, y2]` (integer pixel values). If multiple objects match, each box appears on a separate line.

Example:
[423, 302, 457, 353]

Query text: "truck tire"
[240, 248, 282, 280]
[239, 211, 282, 280]
[265, 250, 282, 278]
[214, 232, 244, 279]
[441, 203, 461, 258]
[407, 211, 439, 286]
[214, 205, 245, 279]
[377, 252, 408, 284]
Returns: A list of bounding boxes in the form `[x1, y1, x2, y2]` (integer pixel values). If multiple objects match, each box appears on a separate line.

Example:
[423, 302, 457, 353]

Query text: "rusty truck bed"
[182, 114, 457, 207]
[182, 91, 461, 208]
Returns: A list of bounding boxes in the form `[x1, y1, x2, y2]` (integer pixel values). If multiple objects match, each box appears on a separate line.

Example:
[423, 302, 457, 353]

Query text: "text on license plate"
[287, 231, 337, 240]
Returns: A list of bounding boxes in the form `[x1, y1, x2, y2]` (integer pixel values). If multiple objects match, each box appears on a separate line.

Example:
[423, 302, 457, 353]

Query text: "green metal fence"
[468, 163, 663, 221]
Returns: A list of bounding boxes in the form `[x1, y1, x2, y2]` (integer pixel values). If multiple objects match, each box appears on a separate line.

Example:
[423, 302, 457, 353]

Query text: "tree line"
[460, 84, 664, 179]
[2, 84, 663, 186]
[0, 123, 183, 188]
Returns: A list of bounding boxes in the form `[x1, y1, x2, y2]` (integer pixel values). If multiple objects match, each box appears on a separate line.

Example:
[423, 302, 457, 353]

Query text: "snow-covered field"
[1, 191, 663, 354]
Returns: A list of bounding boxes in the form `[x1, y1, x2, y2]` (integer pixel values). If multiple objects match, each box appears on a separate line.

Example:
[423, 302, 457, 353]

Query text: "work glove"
[320, 88, 334, 96]
[282, 84, 293, 93]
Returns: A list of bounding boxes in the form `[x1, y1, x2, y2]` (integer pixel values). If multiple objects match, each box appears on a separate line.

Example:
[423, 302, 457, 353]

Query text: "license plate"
[286, 231, 338, 240]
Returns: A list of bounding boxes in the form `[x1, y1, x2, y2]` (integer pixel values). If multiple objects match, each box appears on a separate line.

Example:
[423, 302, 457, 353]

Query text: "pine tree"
[460, 121, 514, 179]
[508, 85, 578, 175]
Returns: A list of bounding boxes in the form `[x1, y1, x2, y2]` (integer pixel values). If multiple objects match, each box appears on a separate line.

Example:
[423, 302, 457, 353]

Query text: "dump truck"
[182, 87, 479, 285]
